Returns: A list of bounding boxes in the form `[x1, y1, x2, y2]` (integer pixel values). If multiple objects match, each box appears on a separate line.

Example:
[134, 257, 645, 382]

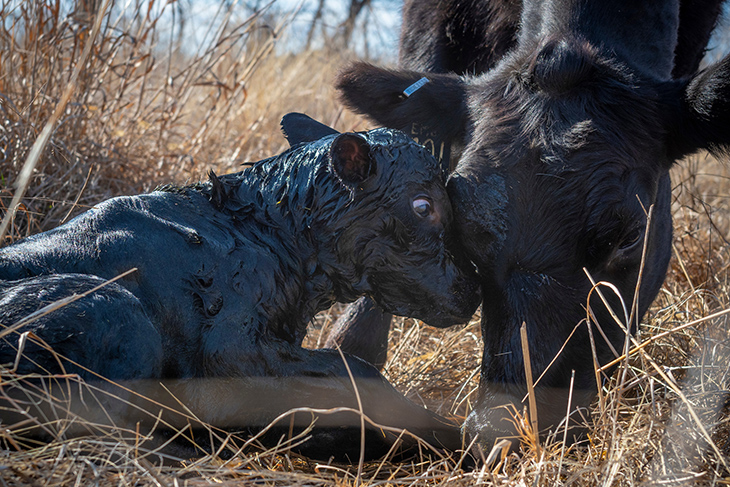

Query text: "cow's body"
[335, 0, 730, 453]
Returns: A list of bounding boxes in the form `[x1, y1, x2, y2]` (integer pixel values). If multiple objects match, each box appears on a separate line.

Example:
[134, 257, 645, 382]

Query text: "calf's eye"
[412, 197, 432, 218]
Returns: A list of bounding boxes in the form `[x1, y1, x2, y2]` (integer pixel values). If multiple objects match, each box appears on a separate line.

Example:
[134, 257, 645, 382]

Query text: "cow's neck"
[519, 0, 680, 80]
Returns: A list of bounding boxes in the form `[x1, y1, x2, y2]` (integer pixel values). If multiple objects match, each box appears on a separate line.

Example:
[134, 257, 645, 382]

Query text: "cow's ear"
[336, 62, 469, 148]
[330, 133, 375, 186]
[280, 112, 339, 146]
[666, 54, 730, 160]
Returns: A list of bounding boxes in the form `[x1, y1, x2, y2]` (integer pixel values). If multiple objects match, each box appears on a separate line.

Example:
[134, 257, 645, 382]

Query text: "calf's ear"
[667, 54, 730, 160]
[330, 133, 374, 186]
[336, 62, 469, 147]
[280, 112, 339, 146]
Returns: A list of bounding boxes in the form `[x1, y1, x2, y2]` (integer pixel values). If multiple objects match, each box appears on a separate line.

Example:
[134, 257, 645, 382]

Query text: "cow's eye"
[618, 226, 643, 252]
[412, 197, 432, 218]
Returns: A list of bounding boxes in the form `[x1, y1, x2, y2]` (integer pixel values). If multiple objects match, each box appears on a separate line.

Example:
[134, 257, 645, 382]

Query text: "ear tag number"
[406, 122, 452, 176]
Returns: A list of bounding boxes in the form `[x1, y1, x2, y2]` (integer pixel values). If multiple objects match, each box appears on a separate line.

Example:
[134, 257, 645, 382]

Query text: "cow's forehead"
[468, 53, 669, 175]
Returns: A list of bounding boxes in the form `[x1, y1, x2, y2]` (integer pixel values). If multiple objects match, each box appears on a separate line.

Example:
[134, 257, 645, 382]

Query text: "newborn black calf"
[0, 119, 480, 460]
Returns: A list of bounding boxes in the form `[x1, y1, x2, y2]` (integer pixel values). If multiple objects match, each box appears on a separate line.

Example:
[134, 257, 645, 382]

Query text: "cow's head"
[336, 0, 730, 453]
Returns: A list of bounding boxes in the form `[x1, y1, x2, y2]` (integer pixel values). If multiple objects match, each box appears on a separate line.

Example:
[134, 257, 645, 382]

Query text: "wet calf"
[0, 116, 480, 460]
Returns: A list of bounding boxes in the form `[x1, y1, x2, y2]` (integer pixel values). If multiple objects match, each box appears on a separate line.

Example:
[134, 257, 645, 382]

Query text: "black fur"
[0, 122, 481, 460]
[399, 0, 521, 74]
[334, 0, 730, 455]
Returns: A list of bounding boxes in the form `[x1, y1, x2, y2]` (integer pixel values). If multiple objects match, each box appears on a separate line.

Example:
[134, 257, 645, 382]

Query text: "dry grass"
[1, 1, 730, 485]
[0, 0, 363, 242]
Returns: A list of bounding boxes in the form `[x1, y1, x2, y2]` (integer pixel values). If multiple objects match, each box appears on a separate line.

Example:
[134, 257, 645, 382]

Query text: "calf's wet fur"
[0, 116, 480, 461]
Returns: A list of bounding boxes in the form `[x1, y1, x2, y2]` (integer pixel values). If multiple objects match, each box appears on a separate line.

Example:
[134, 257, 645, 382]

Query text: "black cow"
[0, 117, 480, 460]
[334, 0, 730, 454]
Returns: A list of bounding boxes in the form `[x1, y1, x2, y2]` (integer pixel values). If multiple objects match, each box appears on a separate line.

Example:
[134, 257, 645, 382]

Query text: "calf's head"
[336, 2, 730, 451]
[310, 127, 481, 328]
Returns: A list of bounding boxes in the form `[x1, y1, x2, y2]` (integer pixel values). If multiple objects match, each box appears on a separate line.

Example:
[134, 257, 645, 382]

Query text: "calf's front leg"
[162, 346, 461, 460]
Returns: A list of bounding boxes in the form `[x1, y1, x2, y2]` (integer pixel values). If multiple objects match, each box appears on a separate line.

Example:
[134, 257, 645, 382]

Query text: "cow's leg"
[324, 296, 392, 369]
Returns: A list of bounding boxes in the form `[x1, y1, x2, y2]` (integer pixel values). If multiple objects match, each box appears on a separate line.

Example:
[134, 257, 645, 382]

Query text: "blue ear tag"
[402, 77, 430, 97]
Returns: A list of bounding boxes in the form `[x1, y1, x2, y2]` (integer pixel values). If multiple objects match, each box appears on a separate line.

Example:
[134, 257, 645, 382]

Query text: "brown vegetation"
[1, 1, 729, 485]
